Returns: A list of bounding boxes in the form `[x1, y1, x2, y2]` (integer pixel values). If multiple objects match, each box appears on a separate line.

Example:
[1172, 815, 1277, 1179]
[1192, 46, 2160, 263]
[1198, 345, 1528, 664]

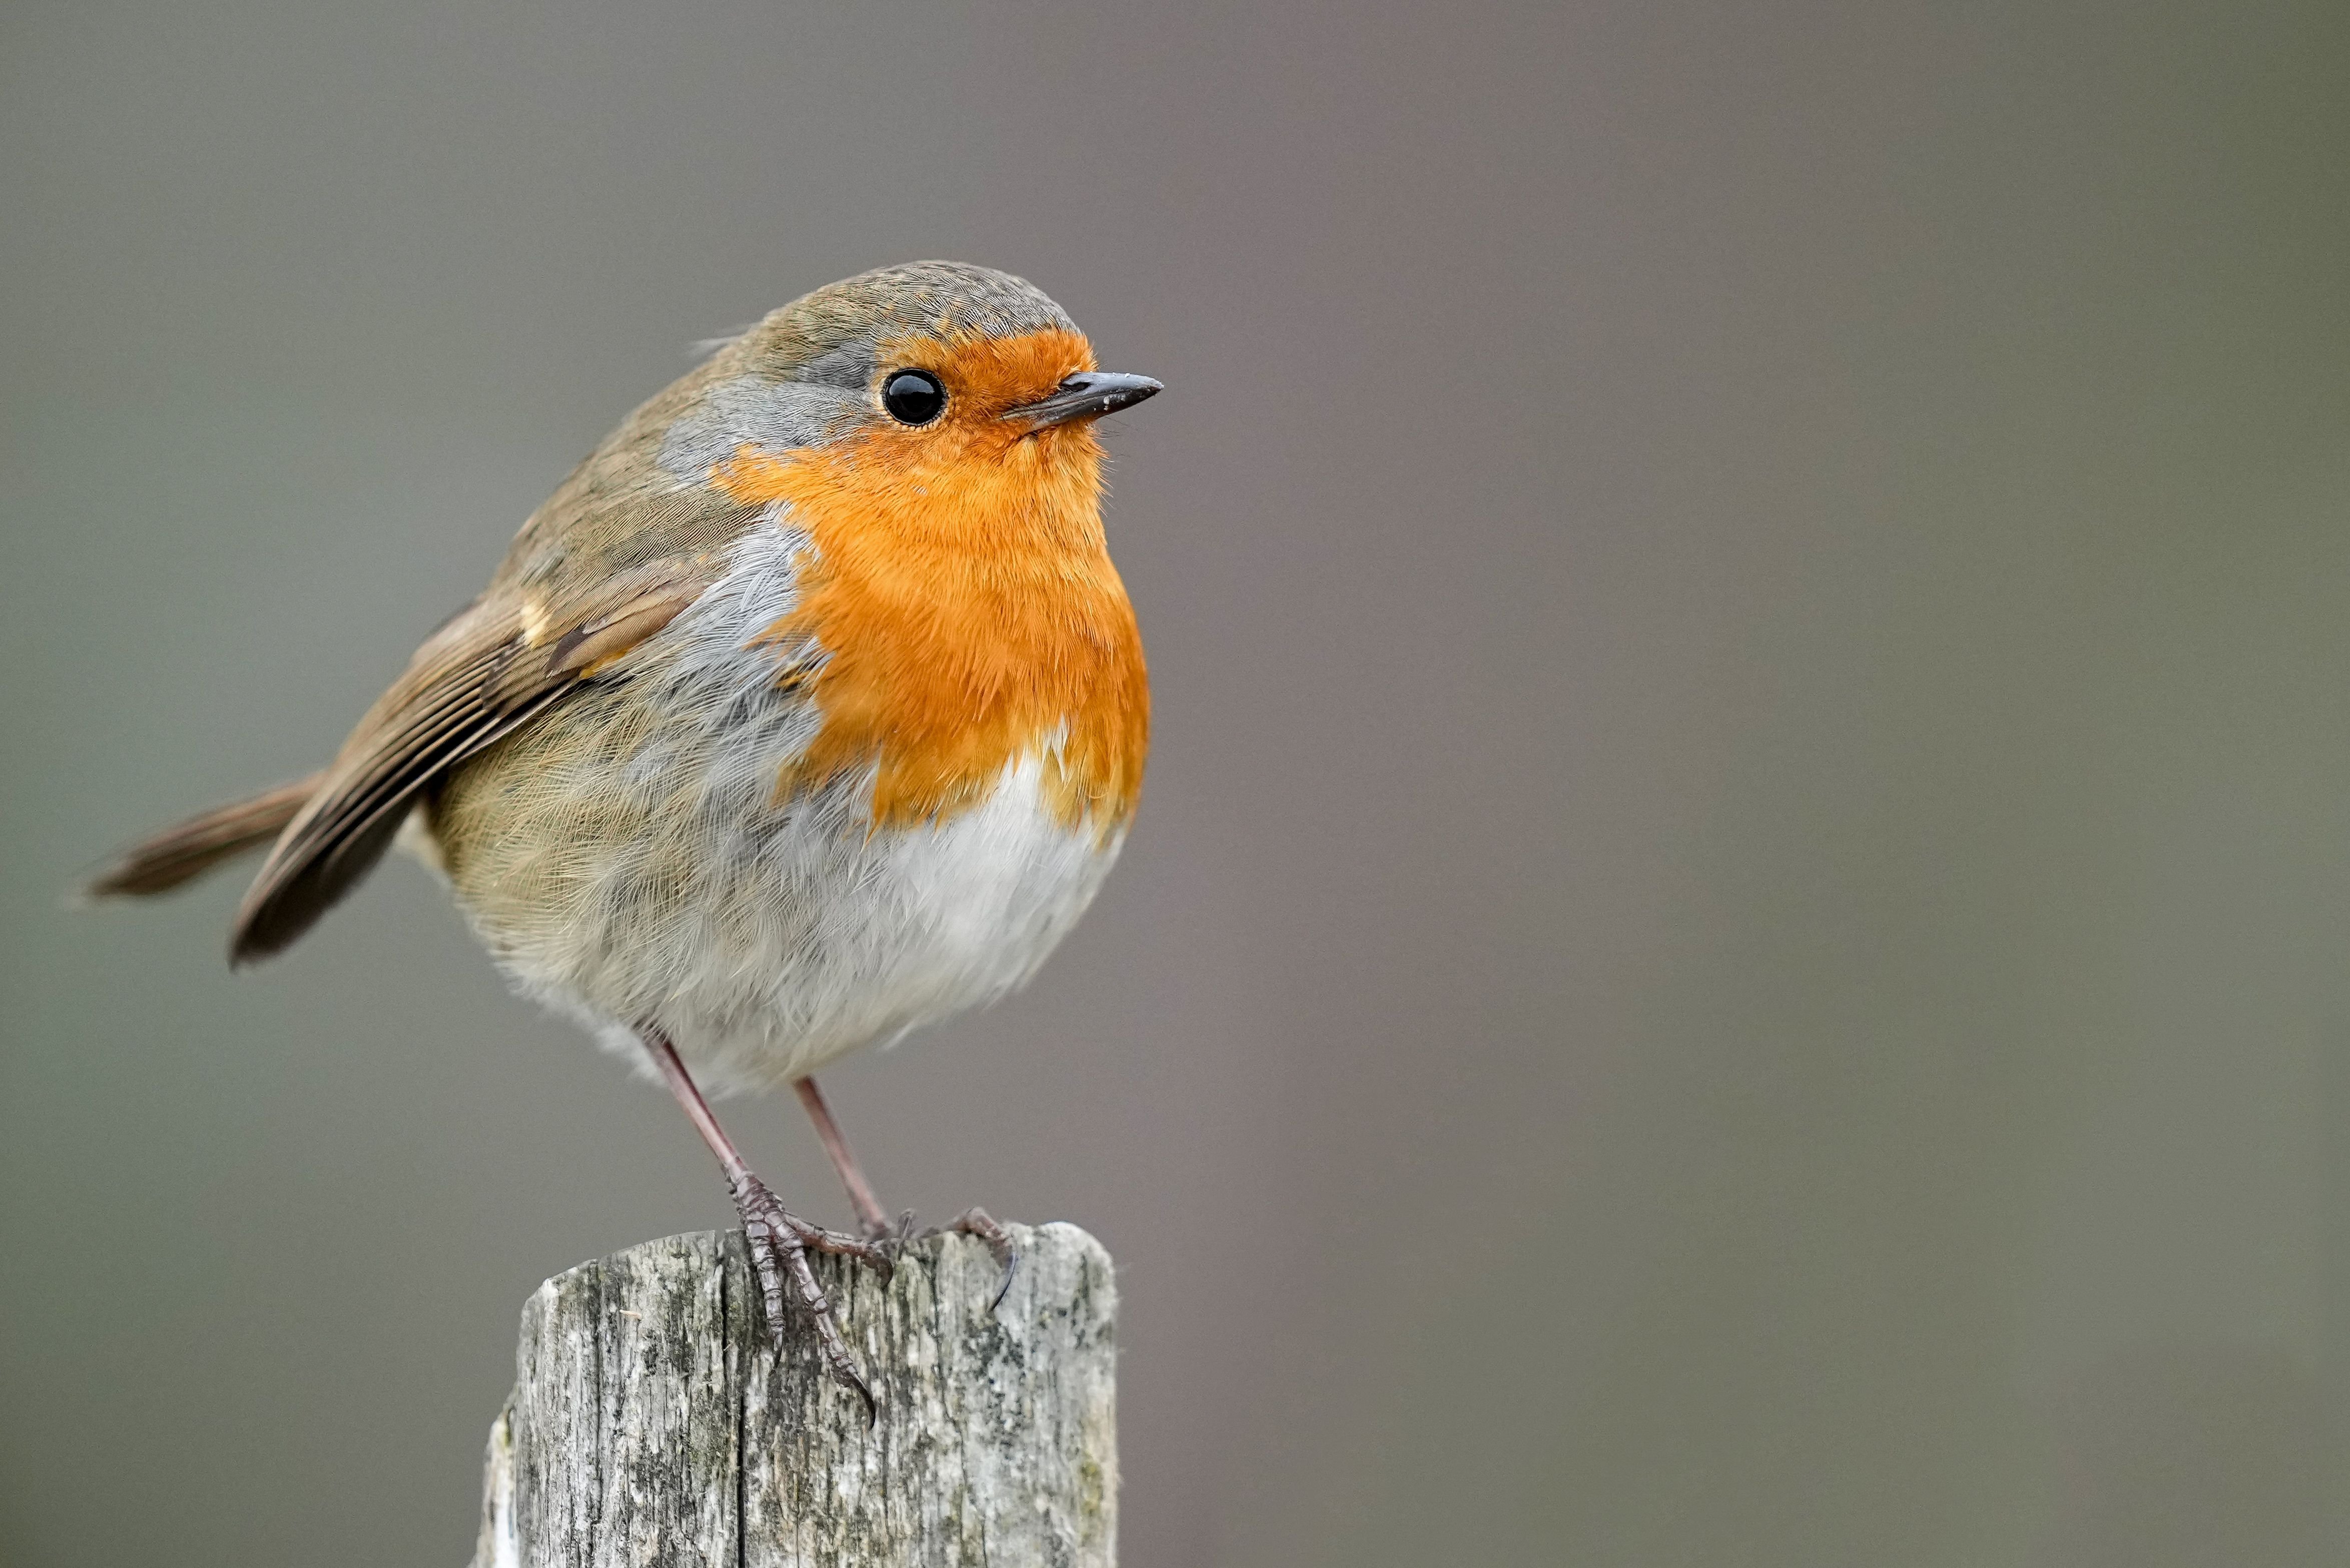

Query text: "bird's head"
[667, 261, 1159, 550]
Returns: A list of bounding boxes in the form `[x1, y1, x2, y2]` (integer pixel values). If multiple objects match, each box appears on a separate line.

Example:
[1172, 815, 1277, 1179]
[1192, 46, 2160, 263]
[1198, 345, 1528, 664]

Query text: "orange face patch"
[713, 328, 1148, 834]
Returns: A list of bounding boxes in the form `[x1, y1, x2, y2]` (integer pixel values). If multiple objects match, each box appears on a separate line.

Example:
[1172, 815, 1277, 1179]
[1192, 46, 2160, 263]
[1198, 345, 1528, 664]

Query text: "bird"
[88, 260, 1159, 1410]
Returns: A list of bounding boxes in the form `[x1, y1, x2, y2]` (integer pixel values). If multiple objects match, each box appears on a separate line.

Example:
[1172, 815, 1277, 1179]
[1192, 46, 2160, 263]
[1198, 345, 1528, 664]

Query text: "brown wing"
[228, 569, 701, 963]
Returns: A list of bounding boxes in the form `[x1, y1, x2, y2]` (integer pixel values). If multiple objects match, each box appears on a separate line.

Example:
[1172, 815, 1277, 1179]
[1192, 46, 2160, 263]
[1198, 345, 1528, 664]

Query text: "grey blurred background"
[5, 1, 2349, 1562]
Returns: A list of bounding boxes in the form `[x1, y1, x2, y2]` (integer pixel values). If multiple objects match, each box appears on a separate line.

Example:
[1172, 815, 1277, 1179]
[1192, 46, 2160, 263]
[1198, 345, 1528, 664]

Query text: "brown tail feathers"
[86, 774, 324, 898]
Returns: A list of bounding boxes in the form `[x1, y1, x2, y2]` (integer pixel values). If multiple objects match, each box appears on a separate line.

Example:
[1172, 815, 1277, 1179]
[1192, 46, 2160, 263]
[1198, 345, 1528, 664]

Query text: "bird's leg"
[792, 1076, 897, 1240]
[641, 1030, 889, 1415]
[792, 1076, 1018, 1310]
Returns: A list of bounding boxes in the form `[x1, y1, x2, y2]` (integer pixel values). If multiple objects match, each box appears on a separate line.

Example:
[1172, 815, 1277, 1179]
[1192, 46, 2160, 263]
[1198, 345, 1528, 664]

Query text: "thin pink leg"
[793, 1077, 894, 1238]
[642, 1029, 888, 1416]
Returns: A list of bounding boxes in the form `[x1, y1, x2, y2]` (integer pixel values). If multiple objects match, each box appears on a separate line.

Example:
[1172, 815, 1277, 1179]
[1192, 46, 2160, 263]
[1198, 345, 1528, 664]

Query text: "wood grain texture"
[470, 1223, 1116, 1567]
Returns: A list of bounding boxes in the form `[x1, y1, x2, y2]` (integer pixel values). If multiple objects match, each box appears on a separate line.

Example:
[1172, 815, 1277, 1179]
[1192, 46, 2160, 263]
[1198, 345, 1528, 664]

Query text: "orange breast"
[712, 331, 1147, 835]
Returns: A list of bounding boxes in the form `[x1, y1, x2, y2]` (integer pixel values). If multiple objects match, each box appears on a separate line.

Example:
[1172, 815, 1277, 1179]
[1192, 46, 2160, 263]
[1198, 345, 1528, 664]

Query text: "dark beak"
[1003, 371, 1163, 431]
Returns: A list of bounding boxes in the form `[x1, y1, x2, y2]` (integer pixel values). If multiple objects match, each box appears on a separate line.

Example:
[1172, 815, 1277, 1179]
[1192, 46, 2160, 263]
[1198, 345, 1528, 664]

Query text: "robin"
[89, 260, 1159, 1410]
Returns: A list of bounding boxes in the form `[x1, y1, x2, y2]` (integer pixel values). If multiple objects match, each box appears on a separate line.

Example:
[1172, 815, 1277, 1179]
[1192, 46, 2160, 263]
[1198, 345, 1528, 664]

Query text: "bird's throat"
[712, 429, 1148, 834]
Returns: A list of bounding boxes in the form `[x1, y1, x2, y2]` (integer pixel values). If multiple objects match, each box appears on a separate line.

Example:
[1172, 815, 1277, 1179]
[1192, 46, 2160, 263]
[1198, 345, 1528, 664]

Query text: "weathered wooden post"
[469, 1222, 1117, 1567]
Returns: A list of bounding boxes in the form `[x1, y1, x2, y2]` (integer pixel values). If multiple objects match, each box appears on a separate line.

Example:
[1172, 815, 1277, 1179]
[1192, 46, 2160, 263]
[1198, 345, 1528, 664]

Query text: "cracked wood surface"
[469, 1223, 1116, 1567]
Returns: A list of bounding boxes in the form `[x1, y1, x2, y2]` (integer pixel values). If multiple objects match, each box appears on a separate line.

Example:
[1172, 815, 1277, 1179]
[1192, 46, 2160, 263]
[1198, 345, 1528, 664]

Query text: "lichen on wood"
[470, 1222, 1116, 1567]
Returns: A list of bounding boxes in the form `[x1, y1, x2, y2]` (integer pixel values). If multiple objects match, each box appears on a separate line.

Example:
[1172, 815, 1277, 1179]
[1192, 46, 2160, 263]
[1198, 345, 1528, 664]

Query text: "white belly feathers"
[422, 516, 1123, 1094]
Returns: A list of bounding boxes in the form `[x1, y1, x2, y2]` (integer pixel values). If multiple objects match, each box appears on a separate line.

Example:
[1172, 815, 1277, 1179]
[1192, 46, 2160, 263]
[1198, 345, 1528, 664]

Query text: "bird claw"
[927, 1206, 1019, 1313]
[730, 1172, 891, 1422]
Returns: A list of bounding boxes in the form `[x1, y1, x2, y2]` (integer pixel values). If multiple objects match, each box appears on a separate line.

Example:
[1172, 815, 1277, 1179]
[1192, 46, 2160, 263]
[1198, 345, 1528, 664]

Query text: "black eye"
[882, 369, 947, 425]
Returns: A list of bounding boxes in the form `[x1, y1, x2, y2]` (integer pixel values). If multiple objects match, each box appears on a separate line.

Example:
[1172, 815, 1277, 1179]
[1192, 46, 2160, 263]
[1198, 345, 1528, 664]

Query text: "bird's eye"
[881, 369, 947, 425]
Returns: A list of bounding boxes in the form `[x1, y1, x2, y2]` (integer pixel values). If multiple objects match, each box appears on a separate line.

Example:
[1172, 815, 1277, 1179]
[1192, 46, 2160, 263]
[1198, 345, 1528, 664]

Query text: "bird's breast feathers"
[427, 458, 1146, 1089]
[705, 341, 1147, 838]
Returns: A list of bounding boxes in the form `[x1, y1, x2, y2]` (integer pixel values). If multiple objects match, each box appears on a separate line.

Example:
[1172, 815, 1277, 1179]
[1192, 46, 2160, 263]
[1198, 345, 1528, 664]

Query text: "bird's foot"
[729, 1171, 893, 1420]
[917, 1206, 1020, 1312]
